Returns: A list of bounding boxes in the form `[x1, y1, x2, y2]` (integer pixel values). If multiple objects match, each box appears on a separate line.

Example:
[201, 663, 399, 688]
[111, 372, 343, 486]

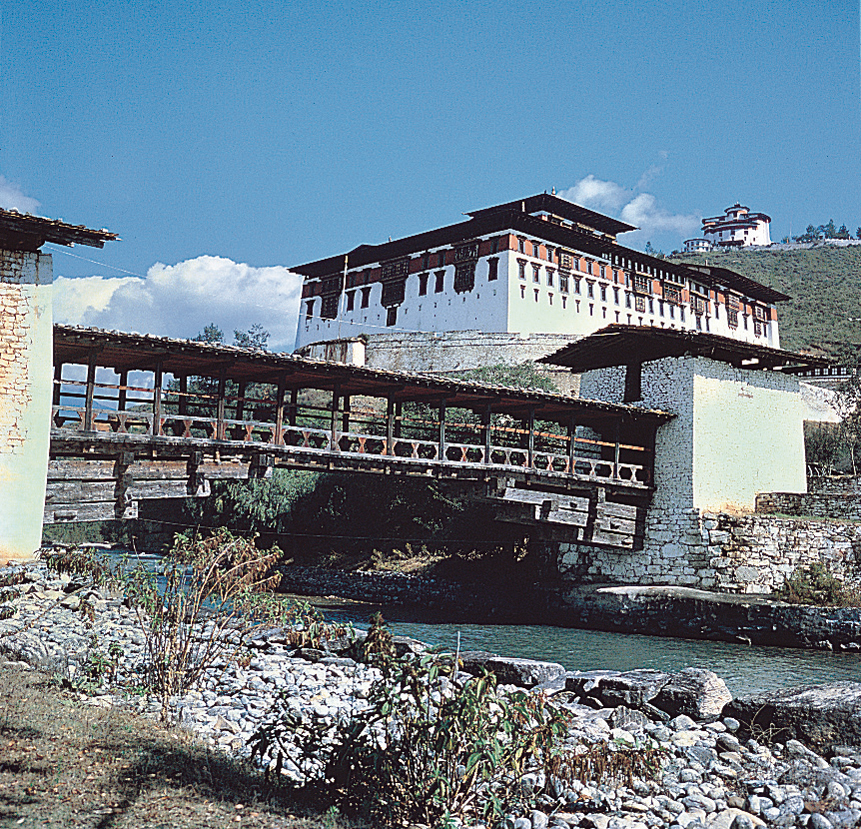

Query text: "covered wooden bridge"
[49, 325, 673, 548]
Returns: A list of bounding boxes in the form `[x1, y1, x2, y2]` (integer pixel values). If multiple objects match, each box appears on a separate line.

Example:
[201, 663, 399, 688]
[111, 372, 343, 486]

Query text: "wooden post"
[119, 370, 129, 413]
[614, 419, 622, 480]
[483, 404, 492, 463]
[274, 374, 286, 445]
[330, 384, 340, 450]
[568, 419, 577, 473]
[341, 394, 351, 433]
[216, 368, 227, 440]
[438, 399, 447, 461]
[394, 401, 403, 438]
[84, 350, 97, 431]
[288, 387, 298, 427]
[177, 375, 187, 416]
[235, 380, 247, 422]
[53, 363, 62, 407]
[526, 407, 535, 469]
[386, 396, 395, 455]
[152, 361, 163, 436]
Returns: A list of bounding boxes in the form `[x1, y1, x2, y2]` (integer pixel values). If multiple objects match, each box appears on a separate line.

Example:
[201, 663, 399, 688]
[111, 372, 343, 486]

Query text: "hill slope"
[672, 246, 861, 356]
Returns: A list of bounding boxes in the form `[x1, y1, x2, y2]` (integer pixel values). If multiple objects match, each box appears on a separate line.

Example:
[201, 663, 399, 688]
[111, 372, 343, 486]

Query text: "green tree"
[195, 323, 224, 343]
[233, 323, 270, 350]
[856, 227, 861, 240]
[838, 224, 851, 240]
[824, 219, 838, 239]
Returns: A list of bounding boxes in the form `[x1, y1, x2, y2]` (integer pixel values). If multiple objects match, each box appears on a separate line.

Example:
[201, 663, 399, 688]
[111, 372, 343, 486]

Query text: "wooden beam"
[84, 350, 98, 431]
[152, 361, 163, 436]
[438, 399, 447, 461]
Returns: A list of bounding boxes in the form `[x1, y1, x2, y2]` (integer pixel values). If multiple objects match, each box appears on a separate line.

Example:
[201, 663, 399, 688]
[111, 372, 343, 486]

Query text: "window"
[532, 264, 541, 283]
[386, 306, 397, 327]
[418, 273, 429, 296]
[454, 262, 476, 293]
[625, 292, 632, 309]
[633, 273, 651, 295]
[517, 259, 527, 280]
[635, 295, 646, 313]
[614, 287, 620, 304]
[560, 251, 573, 270]
[548, 293, 553, 305]
[487, 257, 498, 281]
[491, 237, 500, 254]
[518, 238, 526, 254]
[727, 308, 739, 328]
[600, 265, 606, 279]
[305, 299, 315, 318]
[532, 241, 541, 257]
[589, 303, 594, 316]
[546, 246, 555, 263]
[574, 277, 581, 294]
[559, 274, 569, 293]
[587, 281, 594, 298]
[520, 285, 526, 299]
[663, 283, 683, 305]
[546, 268, 555, 287]
[534, 288, 540, 302]
[361, 287, 371, 308]
[422, 252, 430, 269]
[321, 295, 338, 319]
[438, 251, 446, 268]
[562, 296, 567, 309]
[434, 270, 445, 293]
[346, 291, 355, 311]
[600, 285, 607, 302]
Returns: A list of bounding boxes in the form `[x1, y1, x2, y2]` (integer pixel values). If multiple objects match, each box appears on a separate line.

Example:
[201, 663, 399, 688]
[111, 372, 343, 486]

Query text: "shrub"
[777, 561, 861, 607]
[249, 618, 666, 825]
[43, 529, 332, 718]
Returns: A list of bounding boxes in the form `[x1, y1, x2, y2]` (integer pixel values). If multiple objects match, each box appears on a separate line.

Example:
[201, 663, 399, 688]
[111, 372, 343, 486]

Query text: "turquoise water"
[319, 604, 861, 697]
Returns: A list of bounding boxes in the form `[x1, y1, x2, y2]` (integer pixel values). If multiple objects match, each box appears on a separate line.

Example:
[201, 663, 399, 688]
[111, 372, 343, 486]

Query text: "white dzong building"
[293, 194, 786, 355]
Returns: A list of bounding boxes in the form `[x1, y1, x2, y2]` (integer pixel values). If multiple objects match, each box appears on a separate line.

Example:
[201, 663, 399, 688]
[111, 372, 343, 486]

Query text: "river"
[98, 550, 861, 698]
[318, 602, 861, 697]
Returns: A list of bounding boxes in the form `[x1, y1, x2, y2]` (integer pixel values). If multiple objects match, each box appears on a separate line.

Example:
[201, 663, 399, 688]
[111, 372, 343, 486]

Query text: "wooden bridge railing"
[51, 371, 654, 488]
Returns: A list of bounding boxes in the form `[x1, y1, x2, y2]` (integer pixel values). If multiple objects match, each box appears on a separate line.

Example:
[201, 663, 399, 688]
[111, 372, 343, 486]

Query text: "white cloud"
[558, 175, 629, 211]
[54, 255, 303, 352]
[558, 170, 700, 248]
[620, 193, 699, 236]
[0, 176, 40, 213]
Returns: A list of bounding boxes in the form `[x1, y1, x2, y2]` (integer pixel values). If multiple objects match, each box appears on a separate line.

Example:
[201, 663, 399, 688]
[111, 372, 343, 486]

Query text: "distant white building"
[702, 203, 772, 248]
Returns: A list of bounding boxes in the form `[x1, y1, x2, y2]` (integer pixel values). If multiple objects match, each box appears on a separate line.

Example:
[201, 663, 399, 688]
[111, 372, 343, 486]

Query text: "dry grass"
[0, 663, 346, 829]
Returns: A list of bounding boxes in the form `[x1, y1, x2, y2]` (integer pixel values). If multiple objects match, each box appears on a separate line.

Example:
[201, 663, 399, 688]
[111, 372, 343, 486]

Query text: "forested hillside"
[673, 246, 861, 357]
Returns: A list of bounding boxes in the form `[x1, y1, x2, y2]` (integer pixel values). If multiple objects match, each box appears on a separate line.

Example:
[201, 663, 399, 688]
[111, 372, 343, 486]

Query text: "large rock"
[564, 667, 731, 721]
[653, 668, 733, 721]
[459, 651, 566, 688]
[725, 683, 861, 751]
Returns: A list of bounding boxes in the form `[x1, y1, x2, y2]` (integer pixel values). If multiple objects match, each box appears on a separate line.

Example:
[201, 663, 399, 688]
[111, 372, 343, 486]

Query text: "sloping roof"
[465, 193, 636, 237]
[540, 325, 831, 373]
[0, 209, 118, 252]
[685, 265, 789, 304]
[53, 324, 673, 426]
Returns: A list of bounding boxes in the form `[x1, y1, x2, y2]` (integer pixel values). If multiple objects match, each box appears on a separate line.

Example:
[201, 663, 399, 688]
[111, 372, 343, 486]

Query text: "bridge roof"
[54, 325, 673, 426]
[0, 209, 118, 252]
[541, 325, 831, 373]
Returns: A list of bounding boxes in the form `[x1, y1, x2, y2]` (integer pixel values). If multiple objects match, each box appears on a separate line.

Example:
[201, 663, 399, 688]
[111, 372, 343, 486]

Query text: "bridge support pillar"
[0, 250, 53, 565]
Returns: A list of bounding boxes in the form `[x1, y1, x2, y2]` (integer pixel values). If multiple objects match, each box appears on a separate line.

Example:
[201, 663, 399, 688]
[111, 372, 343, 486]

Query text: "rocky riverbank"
[4, 559, 861, 828]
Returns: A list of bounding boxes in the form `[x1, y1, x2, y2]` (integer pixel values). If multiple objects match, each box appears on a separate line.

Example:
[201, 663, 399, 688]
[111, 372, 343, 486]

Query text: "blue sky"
[2, 0, 859, 350]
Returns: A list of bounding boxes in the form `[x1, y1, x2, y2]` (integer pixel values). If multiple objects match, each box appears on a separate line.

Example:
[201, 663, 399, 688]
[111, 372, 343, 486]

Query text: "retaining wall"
[553, 511, 861, 595]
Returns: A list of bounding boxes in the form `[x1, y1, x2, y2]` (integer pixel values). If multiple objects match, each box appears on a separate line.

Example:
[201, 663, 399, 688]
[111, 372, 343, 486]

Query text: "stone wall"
[357, 331, 580, 394]
[755, 475, 861, 522]
[552, 511, 861, 594]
